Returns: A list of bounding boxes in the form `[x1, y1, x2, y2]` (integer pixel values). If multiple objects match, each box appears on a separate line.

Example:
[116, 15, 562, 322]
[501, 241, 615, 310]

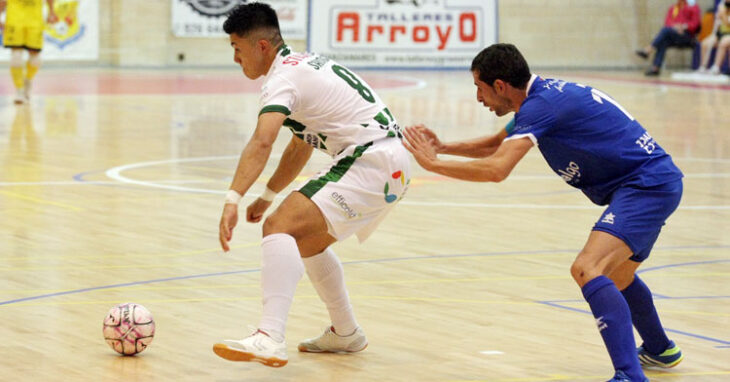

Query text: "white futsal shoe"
[213, 329, 288, 367]
[13, 88, 25, 104]
[298, 326, 368, 353]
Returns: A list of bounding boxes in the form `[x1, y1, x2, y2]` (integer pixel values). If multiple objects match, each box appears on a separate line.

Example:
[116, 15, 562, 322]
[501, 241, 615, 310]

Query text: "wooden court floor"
[0, 68, 729, 381]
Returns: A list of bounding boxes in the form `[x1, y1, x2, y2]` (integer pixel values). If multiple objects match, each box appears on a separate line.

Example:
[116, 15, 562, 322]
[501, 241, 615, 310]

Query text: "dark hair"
[470, 43, 531, 89]
[223, 2, 282, 43]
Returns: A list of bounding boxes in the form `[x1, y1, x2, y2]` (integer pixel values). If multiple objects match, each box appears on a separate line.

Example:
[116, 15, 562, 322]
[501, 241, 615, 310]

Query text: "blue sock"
[582, 276, 645, 381]
[621, 275, 671, 355]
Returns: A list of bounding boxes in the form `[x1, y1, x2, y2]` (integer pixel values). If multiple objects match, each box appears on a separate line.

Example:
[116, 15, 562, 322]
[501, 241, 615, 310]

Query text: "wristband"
[224, 189, 243, 205]
[260, 187, 277, 202]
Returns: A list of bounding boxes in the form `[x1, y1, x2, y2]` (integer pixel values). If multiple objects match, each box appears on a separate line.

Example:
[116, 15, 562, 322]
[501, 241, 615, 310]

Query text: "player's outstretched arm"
[409, 122, 510, 158]
[245, 136, 313, 223]
[219, 112, 286, 252]
[405, 126, 533, 182]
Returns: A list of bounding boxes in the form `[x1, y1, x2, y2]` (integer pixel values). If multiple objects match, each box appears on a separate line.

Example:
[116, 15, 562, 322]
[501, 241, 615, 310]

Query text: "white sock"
[303, 247, 359, 336]
[257, 233, 304, 342]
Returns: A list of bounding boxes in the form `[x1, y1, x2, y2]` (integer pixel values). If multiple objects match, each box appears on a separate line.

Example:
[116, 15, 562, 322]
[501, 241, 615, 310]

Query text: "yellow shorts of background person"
[2, 0, 46, 50]
[2, 21, 44, 51]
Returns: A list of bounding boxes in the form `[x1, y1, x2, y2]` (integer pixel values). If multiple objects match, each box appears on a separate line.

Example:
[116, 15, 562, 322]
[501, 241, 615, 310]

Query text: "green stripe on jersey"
[259, 105, 291, 116]
[299, 142, 374, 198]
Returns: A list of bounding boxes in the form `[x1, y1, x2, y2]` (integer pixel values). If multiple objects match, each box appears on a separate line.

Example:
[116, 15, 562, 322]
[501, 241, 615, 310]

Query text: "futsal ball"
[103, 303, 155, 355]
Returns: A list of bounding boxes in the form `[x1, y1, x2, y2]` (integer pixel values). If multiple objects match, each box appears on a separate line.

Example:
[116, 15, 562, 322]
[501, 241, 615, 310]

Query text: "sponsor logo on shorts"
[558, 161, 581, 184]
[384, 170, 409, 203]
[601, 212, 615, 225]
[331, 192, 360, 219]
[635, 132, 656, 154]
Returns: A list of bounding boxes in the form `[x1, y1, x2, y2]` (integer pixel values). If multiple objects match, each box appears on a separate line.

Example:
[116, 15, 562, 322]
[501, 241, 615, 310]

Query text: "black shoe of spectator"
[644, 68, 660, 76]
[635, 49, 649, 59]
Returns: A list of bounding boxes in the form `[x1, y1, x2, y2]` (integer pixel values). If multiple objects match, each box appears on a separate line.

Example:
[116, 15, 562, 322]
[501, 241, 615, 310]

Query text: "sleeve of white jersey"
[258, 75, 298, 117]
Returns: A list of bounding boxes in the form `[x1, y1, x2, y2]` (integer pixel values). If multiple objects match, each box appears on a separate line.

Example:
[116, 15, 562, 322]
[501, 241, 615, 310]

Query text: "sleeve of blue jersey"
[504, 118, 516, 135]
[511, 97, 556, 140]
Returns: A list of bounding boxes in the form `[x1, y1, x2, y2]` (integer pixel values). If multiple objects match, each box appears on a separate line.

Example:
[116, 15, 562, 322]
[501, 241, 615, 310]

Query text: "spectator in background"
[636, 0, 701, 76]
[697, 0, 730, 74]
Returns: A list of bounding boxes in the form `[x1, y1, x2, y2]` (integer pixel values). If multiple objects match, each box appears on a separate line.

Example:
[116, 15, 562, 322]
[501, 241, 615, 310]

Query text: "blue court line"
[638, 259, 730, 273]
[0, 269, 258, 307]
[537, 301, 591, 315]
[538, 298, 730, 347]
[72, 170, 100, 182]
[538, 258, 730, 347]
[72, 170, 161, 191]
[2, 247, 728, 347]
[2, 247, 727, 307]
[0, 248, 574, 307]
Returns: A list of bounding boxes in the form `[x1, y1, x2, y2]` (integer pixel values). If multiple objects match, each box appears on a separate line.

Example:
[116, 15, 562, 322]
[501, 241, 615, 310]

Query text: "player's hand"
[246, 198, 272, 223]
[404, 125, 438, 170]
[410, 124, 445, 153]
[219, 203, 239, 252]
[47, 12, 59, 24]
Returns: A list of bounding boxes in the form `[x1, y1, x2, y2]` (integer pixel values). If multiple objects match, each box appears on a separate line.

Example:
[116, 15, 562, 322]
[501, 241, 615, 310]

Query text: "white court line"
[105, 155, 280, 194]
[479, 350, 504, 355]
[4, 155, 729, 210]
[2, 171, 729, 188]
[0, 179, 222, 186]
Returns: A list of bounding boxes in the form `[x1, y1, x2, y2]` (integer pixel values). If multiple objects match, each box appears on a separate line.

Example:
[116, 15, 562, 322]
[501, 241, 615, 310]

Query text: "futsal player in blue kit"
[404, 44, 684, 382]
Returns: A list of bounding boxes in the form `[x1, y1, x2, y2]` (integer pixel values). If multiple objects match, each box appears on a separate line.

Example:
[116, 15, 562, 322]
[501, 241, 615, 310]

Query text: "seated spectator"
[697, 1, 730, 74]
[636, 0, 701, 76]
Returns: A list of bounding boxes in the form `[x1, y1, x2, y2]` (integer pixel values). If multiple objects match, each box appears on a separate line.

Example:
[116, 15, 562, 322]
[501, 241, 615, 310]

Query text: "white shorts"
[297, 137, 411, 242]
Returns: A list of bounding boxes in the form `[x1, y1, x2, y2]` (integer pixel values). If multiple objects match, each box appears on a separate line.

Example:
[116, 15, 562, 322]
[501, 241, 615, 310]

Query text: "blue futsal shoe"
[606, 370, 649, 382]
[637, 340, 684, 368]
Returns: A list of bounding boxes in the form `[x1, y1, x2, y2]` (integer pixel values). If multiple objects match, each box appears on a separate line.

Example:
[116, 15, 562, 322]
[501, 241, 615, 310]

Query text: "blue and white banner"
[0, 0, 99, 61]
[172, 0, 308, 40]
[308, 0, 498, 68]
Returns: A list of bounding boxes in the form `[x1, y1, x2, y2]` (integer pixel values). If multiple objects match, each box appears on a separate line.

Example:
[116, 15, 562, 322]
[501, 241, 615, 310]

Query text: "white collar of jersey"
[525, 74, 538, 96]
[263, 47, 287, 82]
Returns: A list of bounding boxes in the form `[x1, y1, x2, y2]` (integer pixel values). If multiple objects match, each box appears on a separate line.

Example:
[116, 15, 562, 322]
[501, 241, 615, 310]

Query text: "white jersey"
[259, 46, 402, 157]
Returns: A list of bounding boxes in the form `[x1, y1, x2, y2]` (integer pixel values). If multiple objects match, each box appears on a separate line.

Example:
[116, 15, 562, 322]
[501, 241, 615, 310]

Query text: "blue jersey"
[506, 75, 683, 205]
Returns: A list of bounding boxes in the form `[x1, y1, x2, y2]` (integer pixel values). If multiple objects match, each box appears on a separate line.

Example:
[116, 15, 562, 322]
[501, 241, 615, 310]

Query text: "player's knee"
[262, 215, 283, 236]
[569, 261, 584, 282]
[28, 52, 41, 67]
[10, 50, 24, 67]
[262, 214, 299, 239]
[570, 257, 599, 286]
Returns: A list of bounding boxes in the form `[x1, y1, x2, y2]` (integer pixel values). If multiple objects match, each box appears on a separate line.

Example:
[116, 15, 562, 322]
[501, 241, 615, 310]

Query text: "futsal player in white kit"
[213, 2, 410, 367]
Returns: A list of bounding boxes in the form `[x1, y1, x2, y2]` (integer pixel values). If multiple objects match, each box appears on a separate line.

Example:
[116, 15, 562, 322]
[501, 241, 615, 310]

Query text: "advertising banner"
[172, 0, 308, 40]
[308, 0, 497, 68]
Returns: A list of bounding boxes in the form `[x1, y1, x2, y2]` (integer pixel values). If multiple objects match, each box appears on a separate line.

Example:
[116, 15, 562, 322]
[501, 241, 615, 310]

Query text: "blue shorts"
[592, 180, 683, 262]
